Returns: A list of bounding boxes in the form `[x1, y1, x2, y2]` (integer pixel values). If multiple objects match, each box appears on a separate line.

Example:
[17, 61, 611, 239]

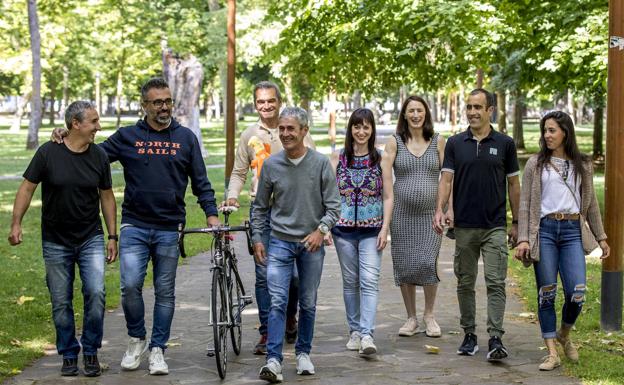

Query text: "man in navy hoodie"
[56, 78, 219, 375]
[110, 78, 219, 375]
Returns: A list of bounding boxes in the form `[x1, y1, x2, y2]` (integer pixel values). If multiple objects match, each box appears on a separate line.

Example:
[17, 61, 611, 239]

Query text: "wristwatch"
[108, 234, 118, 241]
[318, 223, 330, 235]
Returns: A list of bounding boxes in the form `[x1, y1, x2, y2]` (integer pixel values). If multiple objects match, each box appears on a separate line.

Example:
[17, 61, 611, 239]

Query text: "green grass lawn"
[0, 115, 619, 383]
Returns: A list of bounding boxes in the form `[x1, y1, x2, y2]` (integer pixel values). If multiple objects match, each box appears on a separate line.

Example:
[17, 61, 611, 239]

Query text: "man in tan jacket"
[224, 81, 314, 354]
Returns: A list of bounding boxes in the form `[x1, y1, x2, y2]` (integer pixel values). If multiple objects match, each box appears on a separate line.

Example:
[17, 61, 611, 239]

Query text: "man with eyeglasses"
[433, 88, 520, 363]
[224, 81, 315, 355]
[53, 77, 219, 375]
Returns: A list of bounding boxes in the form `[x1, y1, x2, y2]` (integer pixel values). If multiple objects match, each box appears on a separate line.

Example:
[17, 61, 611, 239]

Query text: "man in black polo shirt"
[8, 101, 117, 377]
[433, 88, 520, 362]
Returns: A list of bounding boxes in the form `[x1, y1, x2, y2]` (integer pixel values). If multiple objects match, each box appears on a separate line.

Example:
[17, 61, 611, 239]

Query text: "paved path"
[5, 236, 580, 385]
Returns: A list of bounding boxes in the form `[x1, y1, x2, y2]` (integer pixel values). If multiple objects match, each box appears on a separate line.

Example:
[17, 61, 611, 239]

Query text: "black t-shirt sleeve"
[442, 136, 455, 171]
[23, 146, 46, 184]
[504, 138, 520, 175]
[98, 150, 113, 190]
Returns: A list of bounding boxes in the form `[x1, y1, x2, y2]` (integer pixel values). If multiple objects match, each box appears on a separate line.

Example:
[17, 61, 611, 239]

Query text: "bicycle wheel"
[212, 269, 228, 379]
[228, 255, 243, 355]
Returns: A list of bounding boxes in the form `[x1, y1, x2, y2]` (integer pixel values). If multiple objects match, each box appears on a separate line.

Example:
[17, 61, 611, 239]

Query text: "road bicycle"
[177, 206, 253, 379]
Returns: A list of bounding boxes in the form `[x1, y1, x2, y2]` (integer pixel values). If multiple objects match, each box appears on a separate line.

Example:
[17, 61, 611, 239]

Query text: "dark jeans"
[250, 205, 299, 336]
[42, 234, 106, 358]
[534, 217, 586, 339]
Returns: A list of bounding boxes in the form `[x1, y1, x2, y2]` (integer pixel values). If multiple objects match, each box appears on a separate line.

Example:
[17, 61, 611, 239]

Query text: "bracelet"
[511, 220, 518, 224]
[108, 234, 118, 241]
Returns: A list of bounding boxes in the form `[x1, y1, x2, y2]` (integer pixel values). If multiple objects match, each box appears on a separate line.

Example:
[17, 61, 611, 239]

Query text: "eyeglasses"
[143, 98, 174, 108]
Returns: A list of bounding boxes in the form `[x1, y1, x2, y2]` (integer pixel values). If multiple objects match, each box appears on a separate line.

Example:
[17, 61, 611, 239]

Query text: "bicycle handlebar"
[177, 222, 252, 259]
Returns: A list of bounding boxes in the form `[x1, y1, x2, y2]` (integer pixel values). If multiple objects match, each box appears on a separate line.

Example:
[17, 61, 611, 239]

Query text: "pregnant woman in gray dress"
[383, 95, 448, 338]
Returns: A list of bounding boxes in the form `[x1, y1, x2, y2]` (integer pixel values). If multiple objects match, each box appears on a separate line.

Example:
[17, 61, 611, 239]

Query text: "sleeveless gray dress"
[390, 133, 442, 286]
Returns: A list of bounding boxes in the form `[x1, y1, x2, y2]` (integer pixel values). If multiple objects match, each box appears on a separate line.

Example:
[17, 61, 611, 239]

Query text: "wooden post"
[225, 0, 236, 192]
[602, 0, 624, 331]
[95, 72, 101, 115]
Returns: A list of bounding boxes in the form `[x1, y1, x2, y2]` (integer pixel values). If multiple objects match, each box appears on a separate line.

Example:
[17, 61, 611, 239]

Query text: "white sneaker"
[148, 347, 169, 375]
[346, 331, 361, 351]
[398, 317, 420, 336]
[296, 353, 315, 375]
[359, 335, 377, 355]
[120, 337, 148, 370]
[259, 358, 283, 383]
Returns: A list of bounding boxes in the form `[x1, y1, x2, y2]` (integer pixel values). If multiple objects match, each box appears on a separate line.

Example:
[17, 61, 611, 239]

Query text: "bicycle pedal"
[241, 295, 253, 305]
[206, 348, 215, 357]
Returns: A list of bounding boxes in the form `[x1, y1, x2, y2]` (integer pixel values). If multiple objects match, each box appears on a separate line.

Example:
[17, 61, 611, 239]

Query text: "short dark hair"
[253, 81, 282, 103]
[65, 101, 96, 130]
[141, 77, 169, 100]
[469, 88, 495, 108]
[396, 95, 434, 142]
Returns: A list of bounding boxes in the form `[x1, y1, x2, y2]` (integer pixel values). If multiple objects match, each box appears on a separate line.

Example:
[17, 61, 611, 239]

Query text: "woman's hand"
[514, 241, 530, 262]
[599, 240, 610, 259]
[377, 227, 389, 250]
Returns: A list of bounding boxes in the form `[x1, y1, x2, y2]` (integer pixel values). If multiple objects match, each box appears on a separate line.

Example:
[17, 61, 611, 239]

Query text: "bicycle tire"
[228, 254, 243, 355]
[212, 269, 228, 379]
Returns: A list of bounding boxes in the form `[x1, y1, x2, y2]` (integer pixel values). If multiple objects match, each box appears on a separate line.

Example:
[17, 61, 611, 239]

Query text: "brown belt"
[546, 213, 580, 221]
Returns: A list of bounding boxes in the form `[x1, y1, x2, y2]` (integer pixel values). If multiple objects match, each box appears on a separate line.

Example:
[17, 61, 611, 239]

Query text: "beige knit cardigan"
[517, 155, 607, 265]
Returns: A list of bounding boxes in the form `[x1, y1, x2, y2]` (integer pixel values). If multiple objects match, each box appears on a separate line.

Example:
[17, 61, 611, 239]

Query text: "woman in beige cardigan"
[515, 111, 610, 371]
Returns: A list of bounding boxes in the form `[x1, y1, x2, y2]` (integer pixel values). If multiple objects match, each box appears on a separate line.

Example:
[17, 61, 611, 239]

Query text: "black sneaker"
[83, 354, 102, 377]
[457, 333, 479, 356]
[61, 357, 79, 376]
[487, 336, 508, 361]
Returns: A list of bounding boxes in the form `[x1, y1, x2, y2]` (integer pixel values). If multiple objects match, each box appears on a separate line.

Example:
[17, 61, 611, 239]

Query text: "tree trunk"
[497, 90, 507, 133]
[450, 91, 457, 132]
[352, 90, 362, 109]
[10, 93, 31, 132]
[203, 88, 211, 122]
[567, 89, 575, 124]
[445, 92, 451, 127]
[328, 89, 337, 152]
[436, 91, 443, 123]
[61, 64, 69, 113]
[162, 47, 208, 157]
[208, 0, 220, 11]
[300, 96, 313, 129]
[592, 93, 605, 163]
[476, 68, 484, 89]
[512, 89, 525, 151]
[27, 0, 42, 150]
[458, 85, 466, 126]
[48, 92, 55, 125]
[399, 85, 408, 107]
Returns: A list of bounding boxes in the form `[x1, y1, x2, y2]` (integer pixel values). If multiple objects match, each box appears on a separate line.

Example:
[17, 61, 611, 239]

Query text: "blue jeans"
[42, 234, 106, 358]
[250, 206, 299, 336]
[266, 237, 325, 362]
[119, 225, 179, 350]
[332, 235, 381, 337]
[534, 217, 586, 339]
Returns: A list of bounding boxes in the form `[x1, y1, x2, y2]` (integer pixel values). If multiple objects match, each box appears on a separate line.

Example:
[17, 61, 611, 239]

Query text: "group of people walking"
[7, 78, 610, 382]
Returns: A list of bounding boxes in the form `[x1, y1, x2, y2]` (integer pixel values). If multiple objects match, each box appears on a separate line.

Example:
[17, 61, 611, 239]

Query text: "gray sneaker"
[296, 353, 315, 375]
[259, 358, 283, 383]
[359, 335, 377, 355]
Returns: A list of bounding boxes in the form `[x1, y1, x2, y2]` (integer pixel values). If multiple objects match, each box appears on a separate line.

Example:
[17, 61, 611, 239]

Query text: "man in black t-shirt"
[433, 89, 520, 363]
[8, 101, 117, 377]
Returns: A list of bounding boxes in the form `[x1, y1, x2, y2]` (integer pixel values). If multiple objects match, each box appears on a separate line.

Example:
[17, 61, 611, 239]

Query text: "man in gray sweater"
[252, 106, 340, 383]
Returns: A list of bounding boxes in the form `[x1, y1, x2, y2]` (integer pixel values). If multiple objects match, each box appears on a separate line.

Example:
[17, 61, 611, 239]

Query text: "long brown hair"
[537, 110, 589, 182]
[396, 95, 434, 143]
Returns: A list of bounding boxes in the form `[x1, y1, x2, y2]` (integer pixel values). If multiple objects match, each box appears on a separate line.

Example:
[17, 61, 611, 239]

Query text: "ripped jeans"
[534, 217, 586, 339]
